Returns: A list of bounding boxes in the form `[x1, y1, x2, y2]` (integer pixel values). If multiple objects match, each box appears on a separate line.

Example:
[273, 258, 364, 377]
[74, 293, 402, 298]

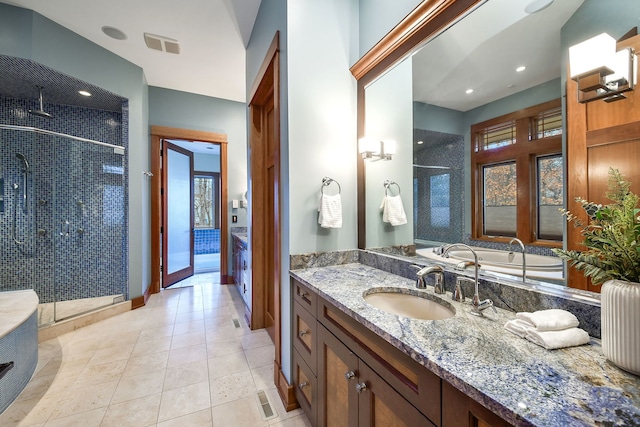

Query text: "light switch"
[232, 199, 239, 209]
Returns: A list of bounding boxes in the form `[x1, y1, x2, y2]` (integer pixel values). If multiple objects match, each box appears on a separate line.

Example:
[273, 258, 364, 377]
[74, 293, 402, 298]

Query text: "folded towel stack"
[504, 309, 590, 350]
[380, 194, 407, 226]
[318, 193, 342, 228]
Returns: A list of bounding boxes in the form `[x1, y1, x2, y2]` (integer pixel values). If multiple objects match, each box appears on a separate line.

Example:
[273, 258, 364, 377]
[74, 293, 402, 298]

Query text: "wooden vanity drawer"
[293, 300, 317, 373]
[293, 349, 317, 426]
[293, 279, 317, 316]
[318, 297, 442, 425]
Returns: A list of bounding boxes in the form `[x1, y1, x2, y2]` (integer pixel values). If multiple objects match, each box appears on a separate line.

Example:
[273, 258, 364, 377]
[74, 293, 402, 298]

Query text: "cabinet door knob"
[355, 382, 367, 393]
[344, 370, 356, 381]
[298, 329, 310, 337]
[298, 382, 308, 390]
[299, 291, 307, 298]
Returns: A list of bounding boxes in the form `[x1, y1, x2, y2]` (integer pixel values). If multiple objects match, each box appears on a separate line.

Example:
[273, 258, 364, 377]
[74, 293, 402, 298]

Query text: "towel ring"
[322, 177, 341, 194]
[384, 180, 400, 196]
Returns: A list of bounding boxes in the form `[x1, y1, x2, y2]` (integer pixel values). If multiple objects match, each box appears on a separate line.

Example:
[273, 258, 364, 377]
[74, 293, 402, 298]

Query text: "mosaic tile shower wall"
[0, 95, 128, 304]
[413, 128, 465, 246]
[194, 229, 220, 255]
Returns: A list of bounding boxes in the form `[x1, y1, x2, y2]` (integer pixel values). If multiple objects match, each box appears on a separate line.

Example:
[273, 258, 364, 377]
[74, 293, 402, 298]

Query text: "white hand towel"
[504, 318, 533, 338]
[318, 193, 342, 228]
[516, 309, 580, 332]
[379, 194, 407, 226]
[525, 328, 590, 350]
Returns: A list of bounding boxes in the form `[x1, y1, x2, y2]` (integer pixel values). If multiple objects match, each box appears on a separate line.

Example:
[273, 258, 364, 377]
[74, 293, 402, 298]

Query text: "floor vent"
[256, 390, 276, 421]
[232, 318, 241, 328]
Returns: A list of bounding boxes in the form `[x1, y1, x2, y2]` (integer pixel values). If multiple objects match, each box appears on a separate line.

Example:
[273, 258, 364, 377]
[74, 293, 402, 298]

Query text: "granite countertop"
[232, 232, 248, 246]
[0, 290, 39, 339]
[290, 263, 640, 427]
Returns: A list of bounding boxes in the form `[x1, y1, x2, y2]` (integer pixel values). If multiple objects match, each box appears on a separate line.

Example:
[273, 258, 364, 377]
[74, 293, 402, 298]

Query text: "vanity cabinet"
[232, 235, 251, 322]
[442, 381, 512, 427]
[292, 278, 440, 427]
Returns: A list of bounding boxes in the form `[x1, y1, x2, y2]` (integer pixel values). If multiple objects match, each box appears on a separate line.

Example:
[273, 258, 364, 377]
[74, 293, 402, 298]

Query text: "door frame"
[150, 126, 229, 295]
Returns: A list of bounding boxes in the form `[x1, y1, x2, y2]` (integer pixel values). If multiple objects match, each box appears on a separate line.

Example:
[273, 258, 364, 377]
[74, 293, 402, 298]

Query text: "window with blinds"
[531, 106, 562, 140]
[476, 120, 516, 151]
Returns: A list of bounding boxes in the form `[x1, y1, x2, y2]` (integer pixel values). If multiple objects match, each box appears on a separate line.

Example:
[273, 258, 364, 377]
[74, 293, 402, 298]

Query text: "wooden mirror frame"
[350, 0, 483, 249]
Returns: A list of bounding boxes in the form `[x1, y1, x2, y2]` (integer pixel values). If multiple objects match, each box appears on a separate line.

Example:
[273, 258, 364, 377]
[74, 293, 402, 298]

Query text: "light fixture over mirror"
[569, 32, 637, 103]
[358, 137, 396, 160]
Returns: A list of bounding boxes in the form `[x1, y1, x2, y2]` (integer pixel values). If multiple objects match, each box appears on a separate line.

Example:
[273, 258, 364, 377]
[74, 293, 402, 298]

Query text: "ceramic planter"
[601, 279, 640, 375]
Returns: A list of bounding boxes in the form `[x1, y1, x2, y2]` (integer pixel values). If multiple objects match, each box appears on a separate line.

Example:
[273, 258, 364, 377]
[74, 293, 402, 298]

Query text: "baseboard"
[131, 284, 153, 310]
[274, 360, 299, 412]
[221, 274, 235, 284]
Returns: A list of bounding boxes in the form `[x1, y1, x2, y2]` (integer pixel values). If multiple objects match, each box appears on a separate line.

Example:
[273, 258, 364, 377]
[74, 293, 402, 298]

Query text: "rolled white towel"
[516, 309, 579, 332]
[525, 328, 590, 350]
[504, 318, 533, 338]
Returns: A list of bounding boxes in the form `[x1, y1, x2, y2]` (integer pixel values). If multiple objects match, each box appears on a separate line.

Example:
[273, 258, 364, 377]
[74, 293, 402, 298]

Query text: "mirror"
[359, 0, 635, 287]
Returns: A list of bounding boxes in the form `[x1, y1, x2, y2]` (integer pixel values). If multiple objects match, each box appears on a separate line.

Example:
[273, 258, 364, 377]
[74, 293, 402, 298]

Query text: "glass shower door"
[53, 135, 126, 321]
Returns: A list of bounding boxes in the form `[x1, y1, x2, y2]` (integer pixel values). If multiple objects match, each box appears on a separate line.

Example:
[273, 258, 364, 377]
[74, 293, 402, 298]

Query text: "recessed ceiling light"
[516, 66, 526, 72]
[525, 0, 553, 14]
[78, 90, 92, 97]
[466, 89, 474, 94]
[102, 26, 127, 40]
[417, 140, 424, 145]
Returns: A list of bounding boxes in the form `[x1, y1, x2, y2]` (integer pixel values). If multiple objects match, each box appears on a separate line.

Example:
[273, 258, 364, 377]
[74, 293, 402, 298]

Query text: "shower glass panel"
[52, 135, 126, 322]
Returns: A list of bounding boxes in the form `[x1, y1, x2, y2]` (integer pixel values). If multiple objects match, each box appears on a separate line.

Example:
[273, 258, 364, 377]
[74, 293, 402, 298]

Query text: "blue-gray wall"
[358, 0, 422, 56]
[0, 3, 149, 300]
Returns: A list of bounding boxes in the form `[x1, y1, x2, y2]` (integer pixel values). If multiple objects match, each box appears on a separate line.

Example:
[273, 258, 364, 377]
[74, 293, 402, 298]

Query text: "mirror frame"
[350, 0, 485, 249]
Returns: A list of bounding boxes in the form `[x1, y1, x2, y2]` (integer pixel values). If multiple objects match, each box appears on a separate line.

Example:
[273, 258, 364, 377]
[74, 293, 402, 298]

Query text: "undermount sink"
[363, 289, 455, 320]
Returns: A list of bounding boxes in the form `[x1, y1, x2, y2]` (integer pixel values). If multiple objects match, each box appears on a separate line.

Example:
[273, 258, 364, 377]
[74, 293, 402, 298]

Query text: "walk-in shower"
[28, 86, 53, 119]
[0, 124, 127, 325]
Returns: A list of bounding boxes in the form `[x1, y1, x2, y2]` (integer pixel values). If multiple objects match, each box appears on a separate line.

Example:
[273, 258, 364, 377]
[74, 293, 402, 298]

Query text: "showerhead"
[28, 86, 53, 119]
[16, 153, 30, 172]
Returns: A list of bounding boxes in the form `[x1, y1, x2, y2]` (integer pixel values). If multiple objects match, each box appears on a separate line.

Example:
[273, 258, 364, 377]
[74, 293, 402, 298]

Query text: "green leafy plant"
[552, 168, 640, 285]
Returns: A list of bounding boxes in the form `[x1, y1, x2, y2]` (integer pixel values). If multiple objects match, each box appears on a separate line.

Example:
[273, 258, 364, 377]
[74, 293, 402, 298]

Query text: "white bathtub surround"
[601, 279, 640, 375]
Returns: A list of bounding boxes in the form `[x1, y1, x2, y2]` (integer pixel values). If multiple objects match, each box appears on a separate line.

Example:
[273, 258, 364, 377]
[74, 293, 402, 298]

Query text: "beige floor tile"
[130, 335, 172, 357]
[156, 408, 213, 427]
[210, 370, 256, 406]
[173, 319, 205, 336]
[167, 343, 209, 367]
[207, 352, 249, 379]
[205, 324, 239, 342]
[206, 336, 245, 358]
[210, 395, 268, 427]
[170, 331, 206, 350]
[241, 330, 274, 350]
[157, 381, 211, 423]
[269, 413, 313, 427]
[138, 325, 174, 342]
[163, 359, 209, 391]
[86, 344, 134, 366]
[35, 350, 93, 377]
[124, 350, 169, 377]
[73, 359, 128, 388]
[110, 369, 165, 404]
[48, 380, 118, 420]
[251, 364, 276, 390]
[0, 395, 59, 426]
[100, 393, 161, 427]
[263, 387, 305, 423]
[245, 345, 275, 369]
[43, 407, 106, 427]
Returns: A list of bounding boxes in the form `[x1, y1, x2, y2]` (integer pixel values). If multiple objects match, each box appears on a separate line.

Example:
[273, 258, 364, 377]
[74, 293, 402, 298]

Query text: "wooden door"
[161, 141, 194, 288]
[317, 325, 359, 427]
[264, 89, 277, 340]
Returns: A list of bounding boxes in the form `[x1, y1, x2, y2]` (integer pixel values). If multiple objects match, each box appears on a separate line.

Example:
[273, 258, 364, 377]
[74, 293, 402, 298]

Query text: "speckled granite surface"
[231, 231, 248, 247]
[290, 263, 640, 427]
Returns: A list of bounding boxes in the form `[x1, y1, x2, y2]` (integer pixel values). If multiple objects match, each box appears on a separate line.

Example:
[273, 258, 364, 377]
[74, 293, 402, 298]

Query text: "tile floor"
[0, 273, 311, 427]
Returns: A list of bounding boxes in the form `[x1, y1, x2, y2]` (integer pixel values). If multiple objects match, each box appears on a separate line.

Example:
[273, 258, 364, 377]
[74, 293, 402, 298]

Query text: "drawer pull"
[355, 382, 367, 393]
[299, 291, 308, 298]
[344, 370, 356, 381]
[298, 329, 310, 337]
[298, 382, 308, 390]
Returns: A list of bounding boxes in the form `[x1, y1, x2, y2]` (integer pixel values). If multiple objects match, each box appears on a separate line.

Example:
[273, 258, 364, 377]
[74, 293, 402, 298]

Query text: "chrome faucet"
[508, 237, 527, 282]
[416, 265, 445, 294]
[442, 244, 496, 316]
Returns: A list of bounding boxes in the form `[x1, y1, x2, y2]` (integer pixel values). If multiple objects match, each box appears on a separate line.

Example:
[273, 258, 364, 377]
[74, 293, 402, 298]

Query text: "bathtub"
[416, 247, 564, 280]
[0, 290, 39, 414]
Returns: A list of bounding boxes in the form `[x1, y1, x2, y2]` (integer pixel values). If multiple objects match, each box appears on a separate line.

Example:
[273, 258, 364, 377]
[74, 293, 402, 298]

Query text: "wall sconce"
[569, 32, 636, 103]
[359, 137, 396, 160]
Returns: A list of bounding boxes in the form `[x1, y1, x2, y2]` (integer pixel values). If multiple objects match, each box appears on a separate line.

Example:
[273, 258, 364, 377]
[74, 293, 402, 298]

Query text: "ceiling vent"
[144, 33, 180, 54]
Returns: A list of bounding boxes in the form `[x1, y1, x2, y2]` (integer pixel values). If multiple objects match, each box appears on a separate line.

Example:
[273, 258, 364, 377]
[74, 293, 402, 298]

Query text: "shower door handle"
[60, 220, 70, 237]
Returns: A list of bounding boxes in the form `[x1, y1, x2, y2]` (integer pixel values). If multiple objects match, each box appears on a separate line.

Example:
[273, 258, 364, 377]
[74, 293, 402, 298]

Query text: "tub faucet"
[508, 237, 527, 282]
[442, 244, 496, 316]
[416, 265, 445, 294]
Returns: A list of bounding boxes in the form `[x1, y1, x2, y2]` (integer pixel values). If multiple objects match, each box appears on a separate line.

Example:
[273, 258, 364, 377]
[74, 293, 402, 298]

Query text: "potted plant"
[552, 167, 640, 375]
